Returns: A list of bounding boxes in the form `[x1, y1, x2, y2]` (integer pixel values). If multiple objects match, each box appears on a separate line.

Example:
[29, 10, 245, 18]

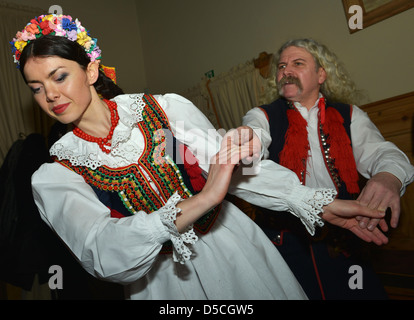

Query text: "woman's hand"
[230, 126, 262, 164]
[175, 133, 254, 232]
[201, 132, 257, 206]
[322, 199, 388, 245]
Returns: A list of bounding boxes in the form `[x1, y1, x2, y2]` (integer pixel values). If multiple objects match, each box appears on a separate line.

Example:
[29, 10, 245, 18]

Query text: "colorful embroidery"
[55, 94, 221, 254]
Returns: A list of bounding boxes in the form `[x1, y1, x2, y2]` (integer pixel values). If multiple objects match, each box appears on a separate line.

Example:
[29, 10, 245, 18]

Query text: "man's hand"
[357, 172, 402, 231]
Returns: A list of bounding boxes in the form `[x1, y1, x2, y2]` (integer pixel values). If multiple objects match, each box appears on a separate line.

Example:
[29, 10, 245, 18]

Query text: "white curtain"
[0, 1, 53, 166]
[182, 80, 220, 129]
[183, 56, 278, 131]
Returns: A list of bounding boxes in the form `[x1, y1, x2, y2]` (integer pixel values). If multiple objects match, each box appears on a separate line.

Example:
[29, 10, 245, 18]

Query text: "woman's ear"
[86, 60, 100, 85]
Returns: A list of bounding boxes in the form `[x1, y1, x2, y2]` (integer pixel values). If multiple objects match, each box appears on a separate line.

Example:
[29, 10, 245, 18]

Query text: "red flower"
[39, 20, 53, 35]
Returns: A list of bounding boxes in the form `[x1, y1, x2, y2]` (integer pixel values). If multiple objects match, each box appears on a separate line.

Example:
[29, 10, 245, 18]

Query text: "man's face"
[276, 46, 326, 108]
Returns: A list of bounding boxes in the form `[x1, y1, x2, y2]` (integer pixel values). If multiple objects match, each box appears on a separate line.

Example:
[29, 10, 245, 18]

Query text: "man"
[240, 38, 414, 299]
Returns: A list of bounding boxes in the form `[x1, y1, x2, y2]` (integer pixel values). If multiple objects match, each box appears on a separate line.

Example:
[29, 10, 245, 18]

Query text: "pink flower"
[88, 49, 102, 61]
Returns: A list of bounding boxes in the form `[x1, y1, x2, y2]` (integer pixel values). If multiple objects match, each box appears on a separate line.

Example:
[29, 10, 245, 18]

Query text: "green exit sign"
[205, 70, 214, 79]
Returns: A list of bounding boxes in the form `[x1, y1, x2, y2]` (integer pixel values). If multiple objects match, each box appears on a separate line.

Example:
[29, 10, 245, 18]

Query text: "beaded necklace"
[72, 99, 120, 154]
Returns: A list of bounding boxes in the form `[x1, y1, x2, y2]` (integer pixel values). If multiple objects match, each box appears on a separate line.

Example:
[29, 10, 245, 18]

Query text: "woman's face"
[23, 56, 98, 124]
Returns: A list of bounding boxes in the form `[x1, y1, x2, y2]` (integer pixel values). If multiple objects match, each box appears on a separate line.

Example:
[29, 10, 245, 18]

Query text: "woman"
[10, 13, 309, 300]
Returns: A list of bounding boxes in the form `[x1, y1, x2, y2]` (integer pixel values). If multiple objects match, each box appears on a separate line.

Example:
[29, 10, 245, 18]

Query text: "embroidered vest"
[54, 94, 221, 253]
[259, 98, 358, 200]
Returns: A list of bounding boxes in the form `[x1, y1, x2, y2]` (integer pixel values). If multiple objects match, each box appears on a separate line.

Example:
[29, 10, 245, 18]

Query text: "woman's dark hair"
[19, 35, 124, 99]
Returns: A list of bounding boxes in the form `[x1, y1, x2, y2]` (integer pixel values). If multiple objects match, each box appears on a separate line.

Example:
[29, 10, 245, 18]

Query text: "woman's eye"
[56, 73, 68, 82]
[30, 87, 41, 94]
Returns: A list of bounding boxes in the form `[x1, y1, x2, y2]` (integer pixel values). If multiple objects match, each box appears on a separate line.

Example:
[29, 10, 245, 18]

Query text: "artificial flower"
[11, 14, 102, 68]
[39, 20, 54, 35]
[62, 18, 77, 31]
[76, 31, 91, 46]
[26, 23, 40, 35]
[88, 48, 102, 61]
[66, 29, 78, 41]
[14, 40, 27, 52]
[54, 26, 66, 37]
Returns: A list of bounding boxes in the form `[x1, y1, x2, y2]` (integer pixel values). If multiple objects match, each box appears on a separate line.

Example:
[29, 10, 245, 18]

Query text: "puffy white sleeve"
[351, 106, 414, 195]
[238, 106, 337, 235]
[154, 93, 222, 173]
[229, 161, 336, 235]
[242, 107, 272, 159]
[32, 162, 193, 284]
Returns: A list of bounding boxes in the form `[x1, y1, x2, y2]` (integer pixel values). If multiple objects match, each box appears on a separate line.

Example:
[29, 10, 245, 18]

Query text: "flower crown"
[10, 14, 101, 69]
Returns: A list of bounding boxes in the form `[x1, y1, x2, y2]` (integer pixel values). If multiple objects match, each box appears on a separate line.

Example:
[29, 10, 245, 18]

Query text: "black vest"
[259, 98, 355, 200]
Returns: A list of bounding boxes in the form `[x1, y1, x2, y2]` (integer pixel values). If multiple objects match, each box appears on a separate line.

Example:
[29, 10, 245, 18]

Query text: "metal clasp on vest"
[272, 233, 282, 245]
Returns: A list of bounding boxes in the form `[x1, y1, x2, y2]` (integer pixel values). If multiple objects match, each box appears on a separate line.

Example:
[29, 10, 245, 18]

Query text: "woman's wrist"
[175, 191, 217, 233]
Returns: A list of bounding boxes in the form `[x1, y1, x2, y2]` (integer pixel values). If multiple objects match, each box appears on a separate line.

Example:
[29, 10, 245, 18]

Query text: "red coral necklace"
[72, 99, 120, 154]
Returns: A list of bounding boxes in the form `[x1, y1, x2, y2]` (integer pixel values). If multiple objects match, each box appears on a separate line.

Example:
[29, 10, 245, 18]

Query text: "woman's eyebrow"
[27, 66, 65, 84]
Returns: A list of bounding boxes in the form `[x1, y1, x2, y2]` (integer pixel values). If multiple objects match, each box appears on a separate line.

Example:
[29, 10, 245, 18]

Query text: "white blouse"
[31, 93, 345, 300]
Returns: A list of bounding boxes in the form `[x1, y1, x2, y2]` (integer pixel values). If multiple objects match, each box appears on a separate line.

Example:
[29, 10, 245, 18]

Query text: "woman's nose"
[45, 86, 60, 103]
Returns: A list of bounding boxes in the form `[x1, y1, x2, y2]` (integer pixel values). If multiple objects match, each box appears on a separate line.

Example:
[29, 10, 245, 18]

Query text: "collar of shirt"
[292, 93, 323, 122]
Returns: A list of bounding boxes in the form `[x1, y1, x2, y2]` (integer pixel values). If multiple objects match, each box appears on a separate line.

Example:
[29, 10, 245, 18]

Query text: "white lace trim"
[50, 94, 146, 169]
[288, 186, 337, 235]
[157, 192, 198, 264]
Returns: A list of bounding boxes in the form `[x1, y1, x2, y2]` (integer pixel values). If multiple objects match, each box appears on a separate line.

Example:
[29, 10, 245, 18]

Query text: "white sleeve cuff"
[157, 192, 198, 264]
[286, 185, 337, 235]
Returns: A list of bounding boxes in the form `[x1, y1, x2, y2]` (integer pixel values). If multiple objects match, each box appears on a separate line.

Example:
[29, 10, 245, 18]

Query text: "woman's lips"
[52, 103, 70, 114]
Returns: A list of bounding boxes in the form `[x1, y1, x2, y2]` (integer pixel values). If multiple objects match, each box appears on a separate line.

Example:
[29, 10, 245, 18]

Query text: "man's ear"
[318, 67, 327, 85]
[86, 60, 100, 85]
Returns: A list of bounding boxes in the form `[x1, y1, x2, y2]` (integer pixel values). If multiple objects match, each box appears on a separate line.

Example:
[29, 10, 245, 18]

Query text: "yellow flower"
[43, 15, 55, 21]
[76, 31, 91, 46]
[14, 40, 27, 52]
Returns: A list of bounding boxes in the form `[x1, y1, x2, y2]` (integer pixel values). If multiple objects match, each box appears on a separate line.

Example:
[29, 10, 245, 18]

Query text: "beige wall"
[10, 0, 414, 104]
[137, 0, 414, 104]
[12, 0, 147, 94]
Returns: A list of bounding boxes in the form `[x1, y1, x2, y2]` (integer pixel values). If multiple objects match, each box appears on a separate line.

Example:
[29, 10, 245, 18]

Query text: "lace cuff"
[287, 186, 337, 235]
[157, 192, 198, 264]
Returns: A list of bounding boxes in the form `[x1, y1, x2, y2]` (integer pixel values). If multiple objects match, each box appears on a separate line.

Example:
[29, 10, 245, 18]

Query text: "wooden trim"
[360, 91, 414, 158]
[361, 91, 414, 110]
[342, 0, 414, 33]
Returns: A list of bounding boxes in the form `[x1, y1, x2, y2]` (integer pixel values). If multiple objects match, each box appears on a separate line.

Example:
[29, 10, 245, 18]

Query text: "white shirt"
[243, 96, 414, 194]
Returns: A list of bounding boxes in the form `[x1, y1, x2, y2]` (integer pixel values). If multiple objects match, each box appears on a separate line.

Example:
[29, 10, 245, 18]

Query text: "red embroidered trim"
[179, 144, 205, 192]
[323, 108, 360, 194]
[279, 100, 359, 194]
[279, 108, 309, 183]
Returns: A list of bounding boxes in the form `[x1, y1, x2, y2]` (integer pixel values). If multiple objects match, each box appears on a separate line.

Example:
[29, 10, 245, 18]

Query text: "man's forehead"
[279, 46, 313, 61]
